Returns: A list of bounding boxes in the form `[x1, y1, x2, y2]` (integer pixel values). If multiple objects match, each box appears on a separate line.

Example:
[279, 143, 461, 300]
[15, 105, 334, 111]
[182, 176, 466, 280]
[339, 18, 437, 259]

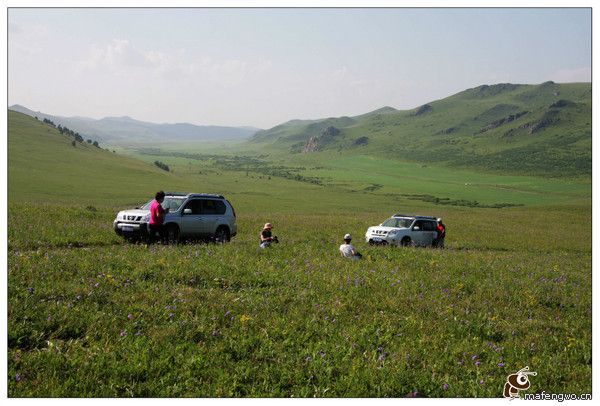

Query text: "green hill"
[250, 82, 591, 177]
[7, 110, 192, 204]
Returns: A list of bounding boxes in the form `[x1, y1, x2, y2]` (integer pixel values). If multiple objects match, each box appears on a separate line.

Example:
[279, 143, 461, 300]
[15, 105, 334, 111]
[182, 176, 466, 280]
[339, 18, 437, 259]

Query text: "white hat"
[437, 218, 442, 222]
[344, 234, 352, 240]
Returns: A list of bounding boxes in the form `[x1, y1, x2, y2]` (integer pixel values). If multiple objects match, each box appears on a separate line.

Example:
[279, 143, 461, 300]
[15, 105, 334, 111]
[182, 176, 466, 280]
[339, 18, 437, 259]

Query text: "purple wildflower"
[127, 313, 133, 320]
[27, 287, 34, 294]
[475, 361, 481, 367]
[15, 373, 22, 382]
[479, 380, 485, 385]
[443, 383, 449, 390]
[120, 330, 127, 337]
[471, 355, 478, 360]
[498, 362, 505, 367]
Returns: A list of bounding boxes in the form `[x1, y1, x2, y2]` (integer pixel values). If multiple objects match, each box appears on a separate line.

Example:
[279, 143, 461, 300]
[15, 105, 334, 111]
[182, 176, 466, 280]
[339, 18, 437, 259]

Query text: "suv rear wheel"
[214, 226, 230, 243]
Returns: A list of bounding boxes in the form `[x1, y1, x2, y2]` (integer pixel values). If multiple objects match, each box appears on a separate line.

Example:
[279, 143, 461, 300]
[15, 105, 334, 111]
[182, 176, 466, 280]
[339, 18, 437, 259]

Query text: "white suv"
[113, 192, 237, 243]
[365, 214, 439, 247]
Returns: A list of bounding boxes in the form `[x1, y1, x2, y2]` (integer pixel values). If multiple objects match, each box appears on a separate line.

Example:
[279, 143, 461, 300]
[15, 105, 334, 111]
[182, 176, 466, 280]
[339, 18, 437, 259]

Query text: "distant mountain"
[249, 82, 591, 177]
[8, 105, 260, 145]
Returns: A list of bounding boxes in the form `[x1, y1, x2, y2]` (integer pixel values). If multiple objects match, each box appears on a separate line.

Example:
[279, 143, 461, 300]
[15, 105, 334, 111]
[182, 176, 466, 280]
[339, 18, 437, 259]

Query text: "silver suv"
[365, 214, 439, 247]
[113, 192, 237, 243]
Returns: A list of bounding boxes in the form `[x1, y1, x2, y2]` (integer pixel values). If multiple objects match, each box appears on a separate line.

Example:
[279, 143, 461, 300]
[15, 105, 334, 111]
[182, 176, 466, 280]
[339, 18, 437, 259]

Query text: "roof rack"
[392, 213, 438, 220]
[188, 193, 225, 199]
[164, 192, 225, 199]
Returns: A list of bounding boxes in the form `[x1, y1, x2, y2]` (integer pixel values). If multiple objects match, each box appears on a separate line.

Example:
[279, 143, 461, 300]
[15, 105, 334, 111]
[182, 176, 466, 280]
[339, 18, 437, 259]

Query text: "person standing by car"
[259, 223, 278, 248]
[339, 234, 362, 259]
[434, 218, 446, 248]
[149, 191, 168, 244]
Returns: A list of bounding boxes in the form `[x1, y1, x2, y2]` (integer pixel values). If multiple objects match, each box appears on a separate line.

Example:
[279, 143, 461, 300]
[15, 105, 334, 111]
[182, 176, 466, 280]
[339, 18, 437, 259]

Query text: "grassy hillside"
[9, 110, 457, 212]
[8, 110, 187, 205]
[250, 82, 591, 177]
[7, 109, 591, 397]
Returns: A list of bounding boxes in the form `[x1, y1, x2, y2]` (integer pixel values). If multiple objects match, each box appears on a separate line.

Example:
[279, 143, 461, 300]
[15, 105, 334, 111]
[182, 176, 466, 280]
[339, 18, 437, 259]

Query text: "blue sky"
[8, 8, 591, 128]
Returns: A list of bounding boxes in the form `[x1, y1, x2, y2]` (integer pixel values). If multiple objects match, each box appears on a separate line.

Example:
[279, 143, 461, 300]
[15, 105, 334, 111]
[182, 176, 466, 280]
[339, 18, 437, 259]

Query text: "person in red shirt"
[434, 218, 446, 248]
[148, 191, 168, 244]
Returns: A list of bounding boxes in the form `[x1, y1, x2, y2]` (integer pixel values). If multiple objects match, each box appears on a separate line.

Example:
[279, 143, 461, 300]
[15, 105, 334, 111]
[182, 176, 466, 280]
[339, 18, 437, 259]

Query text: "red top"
[436, 224, 445, 237]
[150, 200, 165, 225]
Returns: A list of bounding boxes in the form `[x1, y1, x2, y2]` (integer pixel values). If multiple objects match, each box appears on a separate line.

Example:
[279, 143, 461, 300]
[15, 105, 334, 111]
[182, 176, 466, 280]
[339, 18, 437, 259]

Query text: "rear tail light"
[226, 200, 236, 218]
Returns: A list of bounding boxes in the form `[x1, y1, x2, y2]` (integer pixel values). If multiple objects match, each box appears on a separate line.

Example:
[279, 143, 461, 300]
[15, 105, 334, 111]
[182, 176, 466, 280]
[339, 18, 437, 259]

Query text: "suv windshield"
[381, 217, 413, 228]
[141, 197, 186, 212]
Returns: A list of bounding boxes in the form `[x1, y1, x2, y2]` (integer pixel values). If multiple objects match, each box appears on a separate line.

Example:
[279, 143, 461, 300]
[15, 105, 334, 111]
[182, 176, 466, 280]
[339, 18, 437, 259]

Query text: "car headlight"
[142, 214, 151, 222]
[388, 230, 398, 237]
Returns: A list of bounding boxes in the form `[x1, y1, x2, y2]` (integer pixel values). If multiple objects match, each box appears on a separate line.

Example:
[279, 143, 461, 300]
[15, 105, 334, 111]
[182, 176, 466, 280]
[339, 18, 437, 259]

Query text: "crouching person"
[259, 223, 278, 248]
[339, 234, 362, 260]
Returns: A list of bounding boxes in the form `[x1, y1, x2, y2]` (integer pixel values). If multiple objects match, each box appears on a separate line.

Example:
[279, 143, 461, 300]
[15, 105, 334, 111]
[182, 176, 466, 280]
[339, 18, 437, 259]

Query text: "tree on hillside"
[154, 161, 170, 172]
[43, 118, 56, 127]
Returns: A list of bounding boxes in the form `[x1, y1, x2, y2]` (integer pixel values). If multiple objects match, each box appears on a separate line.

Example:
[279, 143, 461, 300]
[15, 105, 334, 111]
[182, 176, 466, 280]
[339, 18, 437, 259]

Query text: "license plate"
[122, 225, 134, 232]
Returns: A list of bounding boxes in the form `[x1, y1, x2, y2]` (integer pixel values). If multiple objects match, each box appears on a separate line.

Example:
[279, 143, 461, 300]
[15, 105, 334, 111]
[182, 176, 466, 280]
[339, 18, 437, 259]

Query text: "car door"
[422, 221, 437, 246]
[200, 199, 227, 236]
[180, 199, 203, 237]
[411, 220, 427, 245]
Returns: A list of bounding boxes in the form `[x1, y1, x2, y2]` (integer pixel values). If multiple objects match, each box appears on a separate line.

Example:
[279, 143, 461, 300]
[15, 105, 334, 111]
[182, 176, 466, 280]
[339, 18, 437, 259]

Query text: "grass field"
[7, 111, 591, 397]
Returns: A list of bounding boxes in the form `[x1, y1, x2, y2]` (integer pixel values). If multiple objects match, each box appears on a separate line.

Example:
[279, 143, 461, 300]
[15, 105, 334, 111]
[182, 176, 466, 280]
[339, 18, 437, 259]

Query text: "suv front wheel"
[400, 236, 412, 247]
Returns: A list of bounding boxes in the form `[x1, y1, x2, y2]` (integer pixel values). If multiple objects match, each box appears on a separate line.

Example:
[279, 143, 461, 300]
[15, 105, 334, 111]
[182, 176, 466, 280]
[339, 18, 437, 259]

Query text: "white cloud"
[78, 39, 273, 89]
[550, 66, 591, 83]
[81, 39, 157, 72]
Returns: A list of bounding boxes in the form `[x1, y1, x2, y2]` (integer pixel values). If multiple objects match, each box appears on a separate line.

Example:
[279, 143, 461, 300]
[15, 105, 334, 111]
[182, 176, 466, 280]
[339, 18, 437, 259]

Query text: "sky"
[8, 8, 592, 129]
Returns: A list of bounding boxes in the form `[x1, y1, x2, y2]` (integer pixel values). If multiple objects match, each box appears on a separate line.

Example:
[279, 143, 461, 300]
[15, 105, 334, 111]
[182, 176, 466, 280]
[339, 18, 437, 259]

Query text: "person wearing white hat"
[339, 233, 361, 259]
[434, 218, 446, 248]
[259, 222, 278, 248]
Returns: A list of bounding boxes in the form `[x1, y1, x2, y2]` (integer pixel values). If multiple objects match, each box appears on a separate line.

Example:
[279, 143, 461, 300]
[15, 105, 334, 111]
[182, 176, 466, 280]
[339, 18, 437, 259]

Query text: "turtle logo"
[503, 366, 537, 399]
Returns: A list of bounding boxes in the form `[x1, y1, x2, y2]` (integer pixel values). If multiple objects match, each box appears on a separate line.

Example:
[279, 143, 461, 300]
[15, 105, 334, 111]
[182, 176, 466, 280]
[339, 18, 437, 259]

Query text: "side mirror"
[183, 208, 192, 215]
[413, 226, 420, 231]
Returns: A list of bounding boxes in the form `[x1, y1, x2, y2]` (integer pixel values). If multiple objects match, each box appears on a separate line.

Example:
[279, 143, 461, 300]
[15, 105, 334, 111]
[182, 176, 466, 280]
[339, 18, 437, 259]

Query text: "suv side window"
[202, 199, 226, 215]
[423, 221, 436, 231]
[413, 220, 424, 231]
[183, 199, 202, 215]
